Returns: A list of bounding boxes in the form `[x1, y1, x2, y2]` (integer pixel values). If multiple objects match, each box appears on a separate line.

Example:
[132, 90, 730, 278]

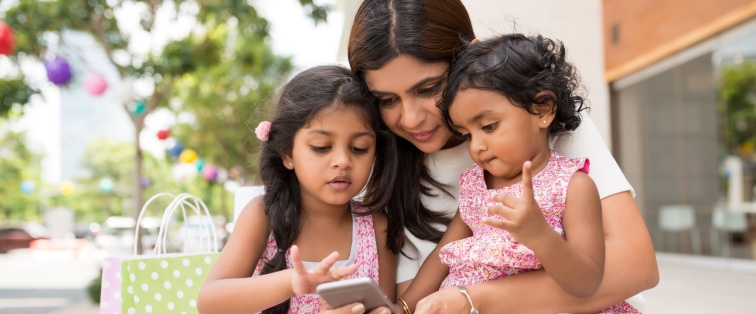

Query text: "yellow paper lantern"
[179, 149, 198, 163]
[60, 181, 75, 196]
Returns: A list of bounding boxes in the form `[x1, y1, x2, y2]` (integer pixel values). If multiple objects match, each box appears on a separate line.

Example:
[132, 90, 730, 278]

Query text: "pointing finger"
[521, 161, 534, 199]
[291, 245, 308, 276]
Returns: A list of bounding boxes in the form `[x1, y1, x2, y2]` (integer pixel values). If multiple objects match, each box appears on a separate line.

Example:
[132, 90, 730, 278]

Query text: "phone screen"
[317, 277, 394, 311]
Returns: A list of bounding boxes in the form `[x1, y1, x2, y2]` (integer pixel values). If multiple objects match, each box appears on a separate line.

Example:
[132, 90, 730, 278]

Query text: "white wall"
[460, 0, 611, 148]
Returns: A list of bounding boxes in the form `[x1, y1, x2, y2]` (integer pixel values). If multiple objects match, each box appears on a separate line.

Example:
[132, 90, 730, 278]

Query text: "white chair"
[710, 204, 748, 257]
[658, 204, 701, 254]
[233, 186, 265, 223]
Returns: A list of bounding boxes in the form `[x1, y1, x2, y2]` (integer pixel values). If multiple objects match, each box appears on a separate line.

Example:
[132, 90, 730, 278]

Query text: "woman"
[327, 0, 658, 313]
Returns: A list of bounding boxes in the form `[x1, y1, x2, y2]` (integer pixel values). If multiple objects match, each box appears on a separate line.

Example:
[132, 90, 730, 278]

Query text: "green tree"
[0, 0, 328, 238]
[170, 25, 292, 185]
[0, 116, 42, 221]
[719, 61, 756, 155]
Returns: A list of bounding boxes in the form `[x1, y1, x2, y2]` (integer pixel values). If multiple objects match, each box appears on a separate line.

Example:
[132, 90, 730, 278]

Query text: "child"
[399, 34, 639, 314]
[197, 65, 398, 314]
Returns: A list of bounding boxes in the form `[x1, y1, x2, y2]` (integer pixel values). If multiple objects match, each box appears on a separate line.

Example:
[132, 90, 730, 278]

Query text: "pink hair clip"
[255, 121, 271, 141]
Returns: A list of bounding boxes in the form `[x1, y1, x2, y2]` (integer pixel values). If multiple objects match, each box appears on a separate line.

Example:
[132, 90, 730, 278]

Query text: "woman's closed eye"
[377, 96, 398, 108]
[418, 84, 442, 96]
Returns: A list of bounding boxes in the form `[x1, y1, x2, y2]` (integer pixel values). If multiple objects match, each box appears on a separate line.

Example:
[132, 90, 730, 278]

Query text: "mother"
[332, 0, 659, 313]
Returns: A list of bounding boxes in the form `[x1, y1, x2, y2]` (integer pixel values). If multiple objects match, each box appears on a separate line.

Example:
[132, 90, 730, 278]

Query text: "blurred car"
[173, 215, 227, 253]
[0, 222, 51, 253]
[95, 216, 163, 256]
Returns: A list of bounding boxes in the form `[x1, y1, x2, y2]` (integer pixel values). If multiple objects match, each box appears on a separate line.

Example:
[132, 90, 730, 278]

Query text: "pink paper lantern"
[201, 164, 218, 181]
[84, 73, 108, 95]
[0, 22, 14, 55]
[44, 57, 73, 86]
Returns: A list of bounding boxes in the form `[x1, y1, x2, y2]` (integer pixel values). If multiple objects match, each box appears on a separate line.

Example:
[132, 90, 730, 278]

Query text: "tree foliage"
[0, 123, 41, 221]
[719, 61, 756, 155]
[0, 0, 329, 225]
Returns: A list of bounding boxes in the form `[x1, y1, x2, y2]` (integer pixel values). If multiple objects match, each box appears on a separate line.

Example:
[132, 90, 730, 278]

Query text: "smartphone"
[317, 277, 395, 312]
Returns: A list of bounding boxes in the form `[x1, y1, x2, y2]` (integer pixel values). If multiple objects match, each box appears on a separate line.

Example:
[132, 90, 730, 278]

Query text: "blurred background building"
[606, 0, 756, 259]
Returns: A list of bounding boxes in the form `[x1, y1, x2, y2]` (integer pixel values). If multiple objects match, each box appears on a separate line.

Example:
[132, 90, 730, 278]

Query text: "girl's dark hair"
[347, 0, 475, 245]
[258, 65, 397, 314]
[441, 34, 587, 136]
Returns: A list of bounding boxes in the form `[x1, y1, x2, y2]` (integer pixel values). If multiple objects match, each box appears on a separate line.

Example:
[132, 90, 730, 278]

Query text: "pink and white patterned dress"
[439, 150, 638, 314]
[253, 204, 380, 313]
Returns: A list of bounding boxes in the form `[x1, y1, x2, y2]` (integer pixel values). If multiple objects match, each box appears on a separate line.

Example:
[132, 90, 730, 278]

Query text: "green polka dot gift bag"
[120, 193, 220, 314]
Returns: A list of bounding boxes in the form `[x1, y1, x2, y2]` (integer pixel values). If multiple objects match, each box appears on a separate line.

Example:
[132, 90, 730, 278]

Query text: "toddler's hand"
[483, 161, 552, 249]
[290, 245, 358, 295]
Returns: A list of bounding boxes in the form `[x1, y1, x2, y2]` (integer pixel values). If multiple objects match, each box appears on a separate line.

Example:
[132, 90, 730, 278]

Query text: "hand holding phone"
[317, 277, 395, 312]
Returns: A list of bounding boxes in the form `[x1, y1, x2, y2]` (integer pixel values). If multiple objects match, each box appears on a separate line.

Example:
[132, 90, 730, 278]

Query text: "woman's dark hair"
[258, 65, 397, 314]
[441, 33, 587, 136]
[347, 0, 475, 246]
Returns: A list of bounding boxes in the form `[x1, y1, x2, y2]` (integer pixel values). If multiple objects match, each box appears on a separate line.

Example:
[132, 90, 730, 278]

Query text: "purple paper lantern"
[140, 176, 151, 188]
[201, 164, 218, 181]
[44, 57, 73, 86]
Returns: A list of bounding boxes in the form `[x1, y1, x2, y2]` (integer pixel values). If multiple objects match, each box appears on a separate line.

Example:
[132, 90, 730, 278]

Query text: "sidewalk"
[644, 252, 756, 313]
[53, 252, 756, 314]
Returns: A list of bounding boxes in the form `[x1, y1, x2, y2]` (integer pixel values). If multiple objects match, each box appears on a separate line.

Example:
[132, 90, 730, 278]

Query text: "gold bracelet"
[457, 286, 479, 314]
[398, 297, 411, 314]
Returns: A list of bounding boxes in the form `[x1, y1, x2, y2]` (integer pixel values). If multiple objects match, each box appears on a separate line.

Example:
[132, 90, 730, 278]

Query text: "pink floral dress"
[439, 150, 638, 314]
[253, 205, 380, 313]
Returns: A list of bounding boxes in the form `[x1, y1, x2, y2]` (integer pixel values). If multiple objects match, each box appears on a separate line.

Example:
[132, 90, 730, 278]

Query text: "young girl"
[399, 34, 639, 314]
[197, 65, 398, 314]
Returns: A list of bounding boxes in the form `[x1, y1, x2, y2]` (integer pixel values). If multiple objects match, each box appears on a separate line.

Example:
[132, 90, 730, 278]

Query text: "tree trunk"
[133, 125, 144, 255]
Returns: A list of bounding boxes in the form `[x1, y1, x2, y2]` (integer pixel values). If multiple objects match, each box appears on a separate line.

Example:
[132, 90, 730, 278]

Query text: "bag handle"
[134, 193, 179, 255]
[154, 193, 218, 256]
[133, 193, 218, 256]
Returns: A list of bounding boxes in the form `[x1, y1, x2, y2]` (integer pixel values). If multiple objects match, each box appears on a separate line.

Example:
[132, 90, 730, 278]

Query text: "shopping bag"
[120, 193, 220, 314]
[99, 256, 128, 313]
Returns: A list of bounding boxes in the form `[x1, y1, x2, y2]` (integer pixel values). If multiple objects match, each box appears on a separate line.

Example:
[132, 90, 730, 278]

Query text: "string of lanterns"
[4, 21, 237, 196]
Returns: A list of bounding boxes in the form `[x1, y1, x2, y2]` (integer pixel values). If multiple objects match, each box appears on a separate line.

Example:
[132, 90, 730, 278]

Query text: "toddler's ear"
[533, 90, 557, 127]
[470, 38, 480, 45]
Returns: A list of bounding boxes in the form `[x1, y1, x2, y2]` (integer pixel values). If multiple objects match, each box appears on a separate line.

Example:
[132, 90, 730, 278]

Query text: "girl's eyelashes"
[351, 147, 370, 154]
[482, 122, 498, 132]
[309, 145, 372, 154]
[310, 145, 330, 152]
[460, 133, 472, 140]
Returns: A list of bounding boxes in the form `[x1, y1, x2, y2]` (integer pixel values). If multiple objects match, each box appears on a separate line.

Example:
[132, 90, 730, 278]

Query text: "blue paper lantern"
[20, 181, 35, 194]
[196, 158, 205, 171]
[44, 56, 73, 86]
[99, 178, 114, 193]
[131, 101, 146, 116]
[169, 142, 184, 157]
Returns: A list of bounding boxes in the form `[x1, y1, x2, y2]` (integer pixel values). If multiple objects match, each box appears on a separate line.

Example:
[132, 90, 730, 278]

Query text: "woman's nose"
[399, 99, 426, 130]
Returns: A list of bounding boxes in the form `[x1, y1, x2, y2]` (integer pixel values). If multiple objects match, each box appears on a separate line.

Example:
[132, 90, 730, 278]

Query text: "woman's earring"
[542, 120, 547, 124]
[288, 162, 292, 166]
